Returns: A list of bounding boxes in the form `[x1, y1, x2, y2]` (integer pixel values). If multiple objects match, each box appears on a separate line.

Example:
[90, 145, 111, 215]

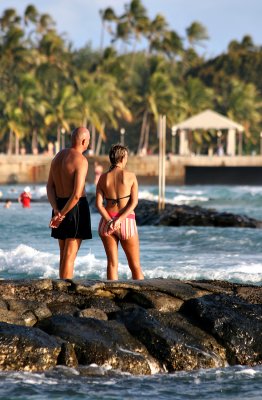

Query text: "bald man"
[47, 127, 92, 279]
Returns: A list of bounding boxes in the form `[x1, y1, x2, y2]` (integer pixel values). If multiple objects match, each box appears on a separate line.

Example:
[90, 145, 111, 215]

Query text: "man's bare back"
[50, 148, 87, 198]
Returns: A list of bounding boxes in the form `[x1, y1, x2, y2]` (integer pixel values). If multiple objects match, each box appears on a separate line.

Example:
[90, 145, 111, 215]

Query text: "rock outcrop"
[134, 199, 262, 228]
[0, 278, 261, 375]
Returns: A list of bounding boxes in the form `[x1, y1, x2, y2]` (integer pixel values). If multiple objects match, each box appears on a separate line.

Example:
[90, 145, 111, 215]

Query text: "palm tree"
[173, 77, 215, 154]
[76, 71, 132, 153]
[131, 56, 177, 153]
[44, 84, 81, 151]
[0, 90, 25, 154]
[219, 78, 262, 152]
[186, 21, 209, 49]
[146, 14, 168, 55]
[16, 72, 47, 152]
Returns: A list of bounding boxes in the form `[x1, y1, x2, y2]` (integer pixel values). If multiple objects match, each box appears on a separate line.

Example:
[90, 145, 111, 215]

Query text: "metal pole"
[171, 127, 176, 154]
[120, 128, 125, 146]
[158, 115, 166, 211]
[61, 127, 65, 149]
[162, 115, 166, 210]
[158, 117, 162, 211]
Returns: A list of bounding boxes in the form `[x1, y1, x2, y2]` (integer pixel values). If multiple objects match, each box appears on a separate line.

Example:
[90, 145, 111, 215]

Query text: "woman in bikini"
[96, 144, 144, 280]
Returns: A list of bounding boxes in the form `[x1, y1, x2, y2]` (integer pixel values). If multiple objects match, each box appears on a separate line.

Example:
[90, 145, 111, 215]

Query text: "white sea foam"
[1, 243, 261, 284]
[31, 185, 47, 198]
[235, 368, 257, 376]
[138, 190, 158, 202]
[0, 244, 58, 278]
[138, 190, 209, 205]
[0, 244, 131, 280]
[173, 194, 209, 205]
[185, 230, 198, 235]
[143, 260, 262, 285]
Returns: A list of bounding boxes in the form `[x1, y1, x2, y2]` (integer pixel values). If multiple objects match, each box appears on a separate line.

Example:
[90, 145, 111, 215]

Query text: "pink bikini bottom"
[98, 212, 137, 240]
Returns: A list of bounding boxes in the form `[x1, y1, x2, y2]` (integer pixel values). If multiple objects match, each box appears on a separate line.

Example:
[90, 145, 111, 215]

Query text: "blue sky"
[0, 0, 261, 58]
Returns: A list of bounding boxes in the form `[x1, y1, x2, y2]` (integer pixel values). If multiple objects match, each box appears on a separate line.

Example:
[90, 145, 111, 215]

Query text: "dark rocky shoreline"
[0, 278, 261, 375]
[134, 199, 262, 228]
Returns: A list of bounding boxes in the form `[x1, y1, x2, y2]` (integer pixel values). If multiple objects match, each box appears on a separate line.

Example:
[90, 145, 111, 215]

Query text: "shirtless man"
[47, 127, 92, 279]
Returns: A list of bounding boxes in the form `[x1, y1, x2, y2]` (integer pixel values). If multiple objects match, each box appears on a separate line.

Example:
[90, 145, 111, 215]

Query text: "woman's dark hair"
[109, 144, 128, 168]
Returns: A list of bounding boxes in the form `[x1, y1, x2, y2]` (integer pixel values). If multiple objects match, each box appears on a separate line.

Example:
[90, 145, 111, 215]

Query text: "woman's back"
[99, 167, 135, 211]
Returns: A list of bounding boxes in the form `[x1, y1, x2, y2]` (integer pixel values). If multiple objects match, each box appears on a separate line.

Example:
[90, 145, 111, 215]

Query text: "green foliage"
[0, 1, 261, 155]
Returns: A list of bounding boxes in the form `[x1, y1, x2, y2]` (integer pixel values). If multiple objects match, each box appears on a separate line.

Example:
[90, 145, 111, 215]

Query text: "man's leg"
[58, 239, 65, 273]
[59, 238, 82, 279]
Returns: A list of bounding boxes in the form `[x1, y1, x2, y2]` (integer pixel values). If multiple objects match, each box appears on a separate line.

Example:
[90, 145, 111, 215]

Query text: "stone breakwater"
[0, 279, 261, 375]
[134, 199, 262, 228]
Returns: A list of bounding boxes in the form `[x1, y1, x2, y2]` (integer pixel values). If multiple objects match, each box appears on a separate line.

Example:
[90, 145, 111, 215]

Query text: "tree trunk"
[91, 124, 96, 154]
[100, 20, 105, 55]
[31, 128, 38, 153]
[95, 134, 103, 155]
[56, 126, 61, 153]
[15, 134, 19, 155]
[144, 121, 150, 153]
[7, 130, 13, 155]
[95, 124, 105, 155]
[137, 110, 148, 154]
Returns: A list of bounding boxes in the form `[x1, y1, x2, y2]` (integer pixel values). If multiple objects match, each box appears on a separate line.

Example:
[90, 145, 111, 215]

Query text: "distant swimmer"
[4, 199, 12, 208]
[18, 187, 32, 208]
[47, 127, 92, 279]
[96, 144, 144, 280]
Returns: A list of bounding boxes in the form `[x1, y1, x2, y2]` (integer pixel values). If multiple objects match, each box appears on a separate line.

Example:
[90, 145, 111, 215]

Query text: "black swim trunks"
[51, 196, 92, 240]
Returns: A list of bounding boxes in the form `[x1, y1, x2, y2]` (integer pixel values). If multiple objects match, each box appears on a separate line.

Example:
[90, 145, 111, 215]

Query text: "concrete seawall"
[1, 154, 262, 185]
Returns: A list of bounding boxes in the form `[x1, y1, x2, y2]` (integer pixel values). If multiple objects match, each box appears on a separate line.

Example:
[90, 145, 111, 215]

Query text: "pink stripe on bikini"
[108, 212, 135, 220]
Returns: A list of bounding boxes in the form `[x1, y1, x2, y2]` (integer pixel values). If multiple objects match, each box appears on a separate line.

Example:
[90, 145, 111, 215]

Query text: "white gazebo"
[172, 109, 244, 156]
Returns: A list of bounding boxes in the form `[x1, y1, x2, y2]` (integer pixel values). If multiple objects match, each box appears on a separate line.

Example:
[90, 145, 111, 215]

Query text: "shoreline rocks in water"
[134, 199, 262, 228]
[0, 278, 261, 375]
[1, 195, 261, 228]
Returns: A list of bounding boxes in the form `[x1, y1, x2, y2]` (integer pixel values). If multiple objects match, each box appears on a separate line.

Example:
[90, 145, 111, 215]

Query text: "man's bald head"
[71, 127, 90, 147]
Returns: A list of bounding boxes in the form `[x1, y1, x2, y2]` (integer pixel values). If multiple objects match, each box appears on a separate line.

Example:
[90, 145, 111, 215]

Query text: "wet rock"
[38, 314, 162, 375]
[83, 296, 120, 313]
[0, 279, 261, 374]
[180, 293, 262, 365]
[0, 300, 8, 310]
[0, 322, 60, 371]
[48, 302, 80, 316]
[122, 290, 183, 312]
[0, 310, 25, 326]
[236, 286, 262, 304]
[112, 305, 226, 372]
[134, 199, 262, 228]
[22, 311, 37, 326]
[77, 308, 108, 320]
[57, 342, 78, 368]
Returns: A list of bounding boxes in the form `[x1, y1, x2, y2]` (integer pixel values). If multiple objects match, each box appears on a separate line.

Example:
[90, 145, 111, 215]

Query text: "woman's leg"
[101, 235, 119, 280]
[121, 234, 144, 280]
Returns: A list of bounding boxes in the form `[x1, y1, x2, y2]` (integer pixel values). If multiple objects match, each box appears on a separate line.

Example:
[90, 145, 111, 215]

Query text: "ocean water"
[0, 183, 262, 399]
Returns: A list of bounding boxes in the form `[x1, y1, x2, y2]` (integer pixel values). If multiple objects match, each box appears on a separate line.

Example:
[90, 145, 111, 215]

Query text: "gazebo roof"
[172, 109, 244, 132]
